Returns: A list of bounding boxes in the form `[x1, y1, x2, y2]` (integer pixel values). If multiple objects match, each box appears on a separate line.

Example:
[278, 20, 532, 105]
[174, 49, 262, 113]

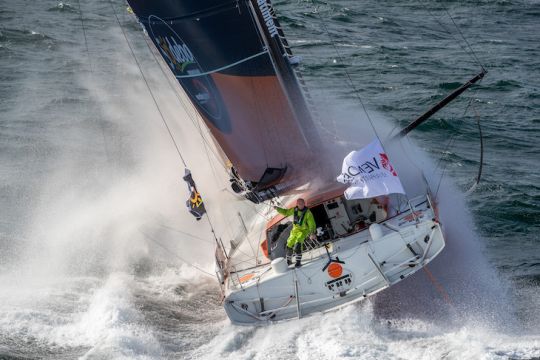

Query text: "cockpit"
[265, 195, 389, 260]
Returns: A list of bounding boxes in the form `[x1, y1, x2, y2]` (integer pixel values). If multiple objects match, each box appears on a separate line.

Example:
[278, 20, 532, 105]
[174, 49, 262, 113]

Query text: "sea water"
[0, 0, 539, 359]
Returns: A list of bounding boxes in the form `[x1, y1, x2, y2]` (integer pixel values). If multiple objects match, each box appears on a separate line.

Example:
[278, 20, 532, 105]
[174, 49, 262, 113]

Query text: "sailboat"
[126, 0, 485, 324]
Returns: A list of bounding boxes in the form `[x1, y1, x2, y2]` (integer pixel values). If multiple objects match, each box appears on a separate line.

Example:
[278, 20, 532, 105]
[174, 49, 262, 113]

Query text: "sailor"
[274, 198, 316, 267]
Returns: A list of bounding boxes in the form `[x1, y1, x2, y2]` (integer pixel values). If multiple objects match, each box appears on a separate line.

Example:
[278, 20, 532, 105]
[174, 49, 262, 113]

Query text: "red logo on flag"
[380, 153, 398, 176]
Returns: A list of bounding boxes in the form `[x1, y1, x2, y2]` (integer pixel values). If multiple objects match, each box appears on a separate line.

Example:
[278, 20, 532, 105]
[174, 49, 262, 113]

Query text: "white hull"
[223, 196, 445, 324]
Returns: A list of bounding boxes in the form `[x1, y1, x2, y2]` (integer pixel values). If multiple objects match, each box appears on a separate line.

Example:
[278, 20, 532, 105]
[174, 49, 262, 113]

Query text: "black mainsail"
[127, 0, 322, 201]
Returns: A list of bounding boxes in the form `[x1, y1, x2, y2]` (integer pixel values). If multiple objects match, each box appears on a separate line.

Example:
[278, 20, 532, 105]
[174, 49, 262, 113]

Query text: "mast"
[247, 0, 323, 149]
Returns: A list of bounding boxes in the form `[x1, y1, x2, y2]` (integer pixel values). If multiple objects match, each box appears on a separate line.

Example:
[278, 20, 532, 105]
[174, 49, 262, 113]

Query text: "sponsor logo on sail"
[257, 0, 279, 38]
[147, 15, 231, 132]
[156, 36, 195, 73]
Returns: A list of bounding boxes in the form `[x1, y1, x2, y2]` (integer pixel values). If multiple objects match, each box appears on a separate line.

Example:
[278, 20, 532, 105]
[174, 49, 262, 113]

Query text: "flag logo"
[380, 153, 398, 177]
[337, 139, 405, 200]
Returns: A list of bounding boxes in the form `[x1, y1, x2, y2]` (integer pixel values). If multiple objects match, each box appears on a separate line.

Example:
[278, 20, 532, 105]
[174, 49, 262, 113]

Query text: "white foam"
[0, 273, 163, 358]
[189, 300, 540, 360]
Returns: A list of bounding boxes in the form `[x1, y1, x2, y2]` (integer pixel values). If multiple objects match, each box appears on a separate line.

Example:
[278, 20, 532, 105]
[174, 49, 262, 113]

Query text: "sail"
[127, 0, 322, 197]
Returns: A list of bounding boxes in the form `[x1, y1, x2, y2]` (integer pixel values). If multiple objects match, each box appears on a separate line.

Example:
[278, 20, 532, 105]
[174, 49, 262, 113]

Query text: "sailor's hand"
[309, 233, 317, 240]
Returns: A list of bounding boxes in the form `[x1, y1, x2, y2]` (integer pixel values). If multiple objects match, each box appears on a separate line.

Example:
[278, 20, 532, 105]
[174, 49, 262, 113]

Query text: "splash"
[312, 96, 513, 328]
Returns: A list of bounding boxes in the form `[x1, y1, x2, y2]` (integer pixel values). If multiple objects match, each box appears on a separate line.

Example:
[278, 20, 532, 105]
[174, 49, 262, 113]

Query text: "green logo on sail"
[157, 36, 196, 74]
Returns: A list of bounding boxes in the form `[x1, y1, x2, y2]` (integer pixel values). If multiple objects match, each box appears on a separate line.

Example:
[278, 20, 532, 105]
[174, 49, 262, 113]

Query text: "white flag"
[337, 139, 405, 200]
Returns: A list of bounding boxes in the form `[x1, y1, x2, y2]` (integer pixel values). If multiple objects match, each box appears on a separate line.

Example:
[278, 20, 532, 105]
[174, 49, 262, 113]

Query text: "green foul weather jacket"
[275, 206, 316, 248]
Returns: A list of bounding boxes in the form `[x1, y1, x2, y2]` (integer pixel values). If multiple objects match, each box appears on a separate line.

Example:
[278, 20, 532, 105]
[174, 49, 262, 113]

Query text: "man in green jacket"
[274, 198, 317, 267]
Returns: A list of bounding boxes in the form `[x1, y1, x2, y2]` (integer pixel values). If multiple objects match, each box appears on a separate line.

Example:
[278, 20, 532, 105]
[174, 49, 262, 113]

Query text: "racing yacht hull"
[224, 196, 445, 325]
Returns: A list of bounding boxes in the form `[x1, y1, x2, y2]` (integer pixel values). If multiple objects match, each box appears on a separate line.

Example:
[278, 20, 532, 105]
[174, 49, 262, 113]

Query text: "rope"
[135, 13, 283, 233]
[310, 4, 383, 144]
[434, 136, 456, 198]
[309, 3, 420, 209]
[139, 230, 215, 278]
[140, 34, 230, 173]
[157, 224, 216, 245]
[76, 0, 112, 162]
[465, 100, 484, 193]
[138, 31, 257, 247]
[111, 1, 230, 272]
[107, 0, 187, 167]
[76, 0, 91, 70]
[425, 5, 485, 70]
[431, 81, 484, 196]
[423, 266, 454, 307]
[133, 20, 279, 258]
[444, 9, 485, 70]
[433, 131, 458, 176]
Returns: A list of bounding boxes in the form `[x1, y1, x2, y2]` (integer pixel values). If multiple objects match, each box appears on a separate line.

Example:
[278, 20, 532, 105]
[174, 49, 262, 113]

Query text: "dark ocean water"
[276, 0, 540, 277]
[0, 0, 539, 359]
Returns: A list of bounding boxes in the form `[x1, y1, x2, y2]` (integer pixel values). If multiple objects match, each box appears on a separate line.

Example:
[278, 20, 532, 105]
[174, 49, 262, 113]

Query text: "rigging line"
[311, 6, 382, 143]
[199, 149, 240, 260]
[227, 257, 264, 272]
[117, 3, 227, 258]
[141, 35, 229, 172]
[461, 78, 485, 192]
[437, 132, 457, 174]
[76, 0, 112, 162]
[465, 100, 484, 195]
[174, 51, 268, 78]
[76, 0, 91, 71]
[222, 186, 273, 221]
[254, 223, 266, 267]
[107, 0, 187, 167]
[251, 203, 272, 221]
[158, 224, 216, 245]
[431, 78, 481, 176]
[237, 211, 258, 262]
[432, 132, 458, 175]
[119, 7, 234, 268]
[139, 230, 215, 278]
[423, 266, 454, 307]
[430, 84, 474, 176]
[431, 104, 468, 175]
[202, 197, 233, 264]
[434, 136, 457, 198]
[202, 132, 225, 192]
[425, 6, 484, 69]
[310, 3, 421, 204]
[397, 135, 429, 189]
[158, 75, 231, 256]
[444, 9, 485, 70]
[227, 231, 259, 260]
[294, 9, 342, 140]
[229, 242, 257, 261]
